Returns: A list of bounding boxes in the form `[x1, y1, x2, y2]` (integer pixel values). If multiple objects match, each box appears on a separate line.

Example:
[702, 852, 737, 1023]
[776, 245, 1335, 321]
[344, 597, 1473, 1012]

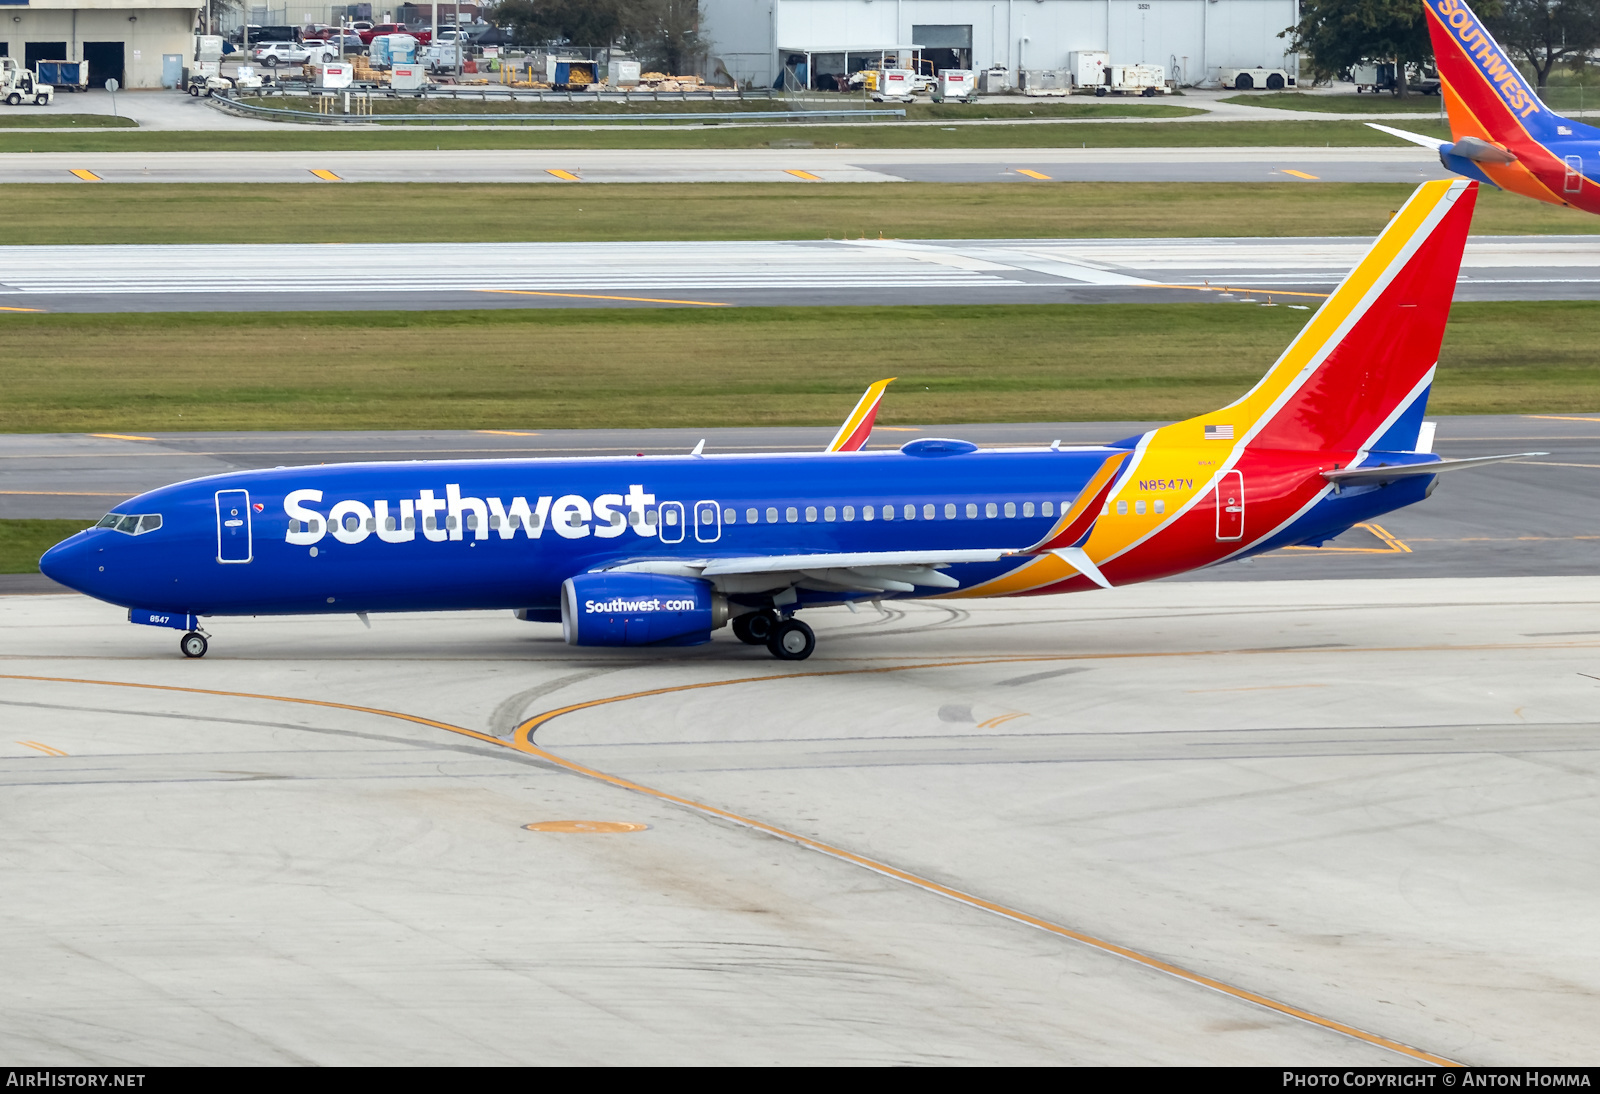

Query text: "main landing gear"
[180, 631, 209, 658]
[732, 610, 815, 661]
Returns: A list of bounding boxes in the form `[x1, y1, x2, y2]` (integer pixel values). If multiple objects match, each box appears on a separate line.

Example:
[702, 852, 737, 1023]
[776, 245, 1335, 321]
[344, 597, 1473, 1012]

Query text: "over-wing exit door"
[1214, 471, 1244, 541]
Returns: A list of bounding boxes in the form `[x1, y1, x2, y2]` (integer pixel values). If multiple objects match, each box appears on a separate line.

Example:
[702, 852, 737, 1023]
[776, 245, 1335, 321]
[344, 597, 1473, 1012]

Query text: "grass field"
[0, 302, 1593, 434]
[238, 95, 1202, 120]
[0, 520, 88, 574]
[1218, 92, 1443, 114]
[0, 114, 138, 129]
[0, 117, 1449, 153]
[4, 181, 1592, 245]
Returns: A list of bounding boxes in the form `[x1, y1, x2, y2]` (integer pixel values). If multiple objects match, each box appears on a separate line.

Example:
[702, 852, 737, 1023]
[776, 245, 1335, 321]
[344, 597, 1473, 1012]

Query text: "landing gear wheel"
[733, 609, 779, 645]
[180, 631, 209, 658]
[767, 618, 815, 661]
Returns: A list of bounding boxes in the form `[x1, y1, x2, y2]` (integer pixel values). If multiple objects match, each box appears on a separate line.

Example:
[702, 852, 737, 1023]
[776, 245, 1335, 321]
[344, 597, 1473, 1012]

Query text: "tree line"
[489, 0, 704, 74]
[1288, 0, 1600, 92]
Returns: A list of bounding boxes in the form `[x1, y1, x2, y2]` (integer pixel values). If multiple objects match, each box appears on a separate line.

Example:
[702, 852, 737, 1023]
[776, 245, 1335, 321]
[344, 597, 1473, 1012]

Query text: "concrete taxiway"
[2, 415, 1593, 586]
[0, 145, 1451, 186]
[3, 575, 1598, 1064]
[6, 234, 1600, 312]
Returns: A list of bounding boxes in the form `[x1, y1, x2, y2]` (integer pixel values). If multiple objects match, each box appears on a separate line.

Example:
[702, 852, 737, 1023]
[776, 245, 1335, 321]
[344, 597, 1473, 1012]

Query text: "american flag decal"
[1204, 424, 1234, 440]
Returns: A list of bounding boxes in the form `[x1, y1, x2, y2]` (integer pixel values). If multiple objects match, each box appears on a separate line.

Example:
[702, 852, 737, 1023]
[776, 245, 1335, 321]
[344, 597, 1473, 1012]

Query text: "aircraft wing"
[1322, 452, 1546, 484]
[608, 549, 1014, 593]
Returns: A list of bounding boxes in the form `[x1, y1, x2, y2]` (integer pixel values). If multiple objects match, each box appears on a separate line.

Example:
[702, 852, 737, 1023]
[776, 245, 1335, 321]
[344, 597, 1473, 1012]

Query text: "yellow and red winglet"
[826, 378, 896, 453]
[1023, 451, 1130, 553]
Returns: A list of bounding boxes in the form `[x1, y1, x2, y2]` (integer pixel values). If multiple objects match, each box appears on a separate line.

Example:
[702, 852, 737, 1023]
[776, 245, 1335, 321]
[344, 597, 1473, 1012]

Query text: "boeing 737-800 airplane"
[41, 180, 1540, 661]
[1373, 0, 1600, 214]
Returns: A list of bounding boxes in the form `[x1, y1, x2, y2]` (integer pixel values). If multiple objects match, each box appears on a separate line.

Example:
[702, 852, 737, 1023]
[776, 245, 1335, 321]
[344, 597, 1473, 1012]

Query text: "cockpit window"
[96, 512, 163, 536]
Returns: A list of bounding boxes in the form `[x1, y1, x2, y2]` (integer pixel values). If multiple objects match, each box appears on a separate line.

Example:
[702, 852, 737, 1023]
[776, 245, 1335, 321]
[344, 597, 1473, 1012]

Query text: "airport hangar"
[0, 0, 198, 89]
[700, 0, 1301, 90]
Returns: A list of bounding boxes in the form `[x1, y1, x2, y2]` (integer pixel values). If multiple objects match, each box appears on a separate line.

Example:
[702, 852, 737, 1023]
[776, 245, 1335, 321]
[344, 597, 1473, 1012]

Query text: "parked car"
[359, 22, 430, 45]
[252, 41, 315, 67]
[320, 33, 364, 53]
[300, 40, 345, 63]
[235, 25, 299, 44]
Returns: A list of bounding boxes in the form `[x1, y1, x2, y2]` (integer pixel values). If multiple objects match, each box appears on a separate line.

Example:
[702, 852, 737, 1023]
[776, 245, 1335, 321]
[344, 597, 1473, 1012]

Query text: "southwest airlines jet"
[41, 180, 1539, 662]
[1373, 0, 1600, 212]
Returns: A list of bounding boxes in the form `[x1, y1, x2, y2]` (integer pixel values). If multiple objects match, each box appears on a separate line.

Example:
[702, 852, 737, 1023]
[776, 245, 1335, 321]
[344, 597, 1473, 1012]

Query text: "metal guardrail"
[211, 95, 907, 125]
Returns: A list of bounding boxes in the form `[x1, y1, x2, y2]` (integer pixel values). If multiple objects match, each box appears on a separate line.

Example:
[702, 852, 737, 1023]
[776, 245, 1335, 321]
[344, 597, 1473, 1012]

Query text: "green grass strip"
[0, 301, 1593, 433]
[0, 519, 90, 574]
[0, 113, 138, 129]
[0, 117, 1448, 153]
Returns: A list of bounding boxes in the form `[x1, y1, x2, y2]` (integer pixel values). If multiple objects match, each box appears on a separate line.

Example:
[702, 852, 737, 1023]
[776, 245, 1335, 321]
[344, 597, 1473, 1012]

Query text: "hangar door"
[82, 42, 124, 88]
[912, 25, 972, 73]
[25, 42, 68, 70]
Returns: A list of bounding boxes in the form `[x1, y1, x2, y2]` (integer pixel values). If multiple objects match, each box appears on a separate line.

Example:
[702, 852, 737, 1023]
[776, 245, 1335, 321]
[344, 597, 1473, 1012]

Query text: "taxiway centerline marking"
[1280, 169, 1321, 180]
[0, 666, 1462, 1067]
[478, 289, 731, 306]
[1282, 522, 1412, 555]
[546, 169, 581, 181]
[17, 740, 68, 756]
[309, 169, 343, 181]
[1015, 169, 1052, 180]
[1526, 415, 1600, 423]
[476, 430, 540, 436]
[68, 170, 101, 182]
[89, 433, 156, 442]
[784, 169, 823, 181]
[0, 306, 45, 313]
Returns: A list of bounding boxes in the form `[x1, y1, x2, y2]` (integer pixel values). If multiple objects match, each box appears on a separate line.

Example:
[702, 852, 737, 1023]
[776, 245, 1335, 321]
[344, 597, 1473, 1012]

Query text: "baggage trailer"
[36, 60, 88, 92]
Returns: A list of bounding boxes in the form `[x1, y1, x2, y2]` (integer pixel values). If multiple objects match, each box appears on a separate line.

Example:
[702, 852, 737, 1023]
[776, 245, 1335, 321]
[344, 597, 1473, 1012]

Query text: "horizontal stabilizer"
[1367, 122, 1447, 151]
[1322, 452, 1546, 484]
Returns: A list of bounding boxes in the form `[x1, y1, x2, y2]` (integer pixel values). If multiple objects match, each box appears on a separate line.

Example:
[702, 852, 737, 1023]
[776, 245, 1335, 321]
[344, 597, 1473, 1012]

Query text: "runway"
[3, 414, 1594, 586]
[7, 235, 1600, 312]
[0, 146, 1451, 185]
[5, 575, 1599, 1064]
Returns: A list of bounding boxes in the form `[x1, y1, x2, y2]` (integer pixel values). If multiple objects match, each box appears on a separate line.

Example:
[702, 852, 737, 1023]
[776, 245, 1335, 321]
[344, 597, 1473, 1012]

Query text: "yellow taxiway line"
[17, 740, 68, 756]
[478, 289, 731, 307]
[1280, 169, 1321, 180]
[89, 433, 156, 442]
[0, 662, 1490, 1066]
[69, 169, 101, 182]
[1014, 169, 1052, 180]
[784, 169, 823, 181]
[546, 169, 581, 181]
[0, 306, 45, 313]
[309, 169, 343, 181]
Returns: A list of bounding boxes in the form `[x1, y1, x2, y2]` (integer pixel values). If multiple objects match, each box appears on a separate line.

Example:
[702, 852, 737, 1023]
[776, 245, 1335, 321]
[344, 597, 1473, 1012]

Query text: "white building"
[1, 0, 199, 89]
[700, 0, 1300, 89]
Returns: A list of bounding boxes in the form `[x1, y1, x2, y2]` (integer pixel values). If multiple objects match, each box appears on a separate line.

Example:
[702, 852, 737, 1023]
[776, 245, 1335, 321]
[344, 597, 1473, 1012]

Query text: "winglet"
[1023, 450, 1129, 554]
[826, 378, 896, 453]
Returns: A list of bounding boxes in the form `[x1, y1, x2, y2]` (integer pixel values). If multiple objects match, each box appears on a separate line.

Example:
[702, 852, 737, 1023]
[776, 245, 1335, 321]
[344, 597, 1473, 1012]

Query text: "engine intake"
[561, 572, 728, 647]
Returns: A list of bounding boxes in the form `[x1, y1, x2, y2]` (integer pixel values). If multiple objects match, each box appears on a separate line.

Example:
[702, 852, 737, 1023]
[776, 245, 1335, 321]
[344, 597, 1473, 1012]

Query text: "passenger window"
[1023, 502, 1035, 518]
[664, 509, 679, 526]
[1154, 500, 1165, 514]
[506, 516, 518, 529]
[746, 508, 758, 524]
[1116, 501, 1128, 515]
[766, 507, 778, 523]
[366, 517, 377, 531]
[805, 506, 817, 522]
[944, 503, 955, 519]
[611, 514, 624, 527]
[405, 517, 415, 531]
[882, 505, 893, 521]
[1135, 501, 1146, 515]
[644, 511, 657, 526]
[843, 505, 855, 522]
[290, 520, 302, 533]
[724, 508, 736, 523]
[985, 502, 997, 519]
[863, 505, 875, 522]
[466, 514, 477, 529]
[1004, 502, 1016, 518]
[488, 515, 500, 529]
[966, 502, 977, 519]
[786, 506, 798, 523]
[388, 517, 400, 531]
[923, 503, 935, 520]
[824, 506, 837, 522]
[1042, 501, 1055, 517]
[904, 504, 915, 520]
[446, 516, 458, 531]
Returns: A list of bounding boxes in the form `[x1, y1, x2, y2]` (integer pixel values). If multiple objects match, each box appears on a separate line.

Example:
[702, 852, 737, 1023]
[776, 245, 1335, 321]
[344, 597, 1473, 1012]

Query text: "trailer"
[1068, 50, 1108, 91]
[0, 57, 55, 106]
[35, 60, 88, 92]
[1096, 63, 1169, 97]
[544, 56, 597, 89]
[930, 69, 977, 103]
[1020, 68, 1070, 96]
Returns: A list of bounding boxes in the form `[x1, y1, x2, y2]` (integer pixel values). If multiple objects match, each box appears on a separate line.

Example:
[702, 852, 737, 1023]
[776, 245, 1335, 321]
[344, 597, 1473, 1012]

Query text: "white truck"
[1218, 66, 1294, 91]
[1, 57, 55, 106]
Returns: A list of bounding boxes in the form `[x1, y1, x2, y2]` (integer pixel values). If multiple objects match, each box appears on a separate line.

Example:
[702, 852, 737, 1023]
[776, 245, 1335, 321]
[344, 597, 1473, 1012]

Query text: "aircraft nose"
[39, 533, 102, 593]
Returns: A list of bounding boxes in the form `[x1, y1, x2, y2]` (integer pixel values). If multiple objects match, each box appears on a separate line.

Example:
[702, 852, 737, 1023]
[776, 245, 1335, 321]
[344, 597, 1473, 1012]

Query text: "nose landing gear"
[180, 631, 209, 658]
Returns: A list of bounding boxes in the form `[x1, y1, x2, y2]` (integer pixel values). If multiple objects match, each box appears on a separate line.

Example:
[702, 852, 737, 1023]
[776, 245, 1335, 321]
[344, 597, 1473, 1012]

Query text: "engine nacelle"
[561, 572, 727, 647]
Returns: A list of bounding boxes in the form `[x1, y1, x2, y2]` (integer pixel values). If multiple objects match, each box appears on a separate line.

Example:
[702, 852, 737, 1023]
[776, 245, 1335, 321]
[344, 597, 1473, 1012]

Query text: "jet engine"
[560, 572, 728, 647]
